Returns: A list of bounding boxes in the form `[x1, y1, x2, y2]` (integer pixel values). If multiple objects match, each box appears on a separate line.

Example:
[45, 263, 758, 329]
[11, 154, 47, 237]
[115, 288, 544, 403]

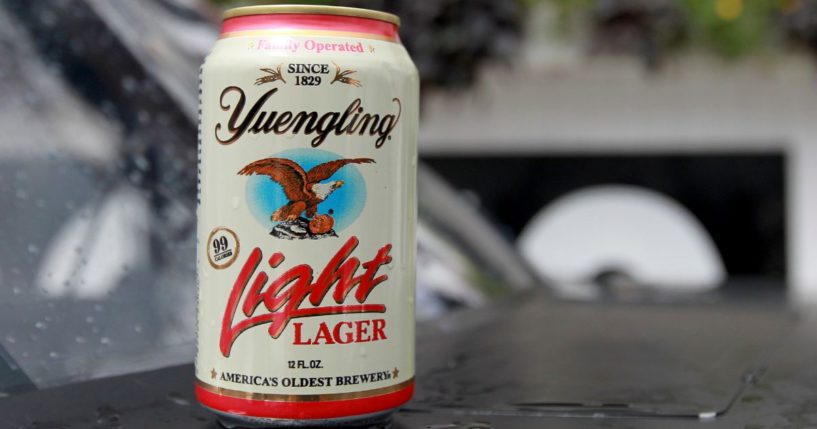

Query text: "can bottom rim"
[210, 407, 395, 428]
[195, 381, 414, 420]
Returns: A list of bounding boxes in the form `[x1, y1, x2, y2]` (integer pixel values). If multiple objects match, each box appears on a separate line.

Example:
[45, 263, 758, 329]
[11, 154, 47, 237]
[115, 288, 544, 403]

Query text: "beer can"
[195, 5, 418, 427]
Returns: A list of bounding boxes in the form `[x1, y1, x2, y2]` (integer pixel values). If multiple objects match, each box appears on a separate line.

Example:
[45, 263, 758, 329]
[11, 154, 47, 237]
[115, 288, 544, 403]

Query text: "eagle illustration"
[237, 157, 374, 222]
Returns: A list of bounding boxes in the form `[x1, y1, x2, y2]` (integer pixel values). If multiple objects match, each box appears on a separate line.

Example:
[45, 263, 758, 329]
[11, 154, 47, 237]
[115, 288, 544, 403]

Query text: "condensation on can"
[195, 4, 418, 428]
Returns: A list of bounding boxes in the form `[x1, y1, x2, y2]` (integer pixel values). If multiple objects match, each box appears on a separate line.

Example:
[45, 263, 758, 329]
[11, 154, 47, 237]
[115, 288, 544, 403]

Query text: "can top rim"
[222, 5, 400, 27]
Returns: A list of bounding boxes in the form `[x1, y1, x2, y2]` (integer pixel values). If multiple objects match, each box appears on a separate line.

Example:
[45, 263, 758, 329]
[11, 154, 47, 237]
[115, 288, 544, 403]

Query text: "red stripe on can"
[195, 382, 414, 420]
[222, 14, 399, 41]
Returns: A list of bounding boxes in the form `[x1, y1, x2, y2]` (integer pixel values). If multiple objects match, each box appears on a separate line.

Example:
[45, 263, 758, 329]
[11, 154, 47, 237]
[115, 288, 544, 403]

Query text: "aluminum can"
[195, 5, 418, 427]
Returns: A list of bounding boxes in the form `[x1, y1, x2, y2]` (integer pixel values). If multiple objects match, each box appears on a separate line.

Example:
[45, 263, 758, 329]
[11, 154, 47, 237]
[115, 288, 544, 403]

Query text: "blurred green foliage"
[544, 0, 804, 60]
[680, 0, 781, 58]
[546, 0, 594, 34]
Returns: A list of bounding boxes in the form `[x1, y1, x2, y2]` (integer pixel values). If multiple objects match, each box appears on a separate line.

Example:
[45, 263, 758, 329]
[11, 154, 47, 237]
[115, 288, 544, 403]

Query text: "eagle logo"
[238, 157, 374, 239]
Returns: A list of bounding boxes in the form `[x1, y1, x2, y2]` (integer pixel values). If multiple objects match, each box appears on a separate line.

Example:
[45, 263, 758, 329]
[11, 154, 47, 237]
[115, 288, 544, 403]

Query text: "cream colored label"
[196, 35, 418, 397]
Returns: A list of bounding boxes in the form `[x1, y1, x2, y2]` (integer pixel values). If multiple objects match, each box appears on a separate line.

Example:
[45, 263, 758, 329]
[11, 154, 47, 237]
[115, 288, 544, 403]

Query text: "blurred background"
[0, 0, 815, 399]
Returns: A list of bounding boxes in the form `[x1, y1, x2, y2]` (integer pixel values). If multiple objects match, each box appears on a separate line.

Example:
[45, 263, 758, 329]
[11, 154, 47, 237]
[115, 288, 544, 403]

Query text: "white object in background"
[416, 222, 485, 320]
[518, 185, 726, 297]
[35, 185, 150, 299]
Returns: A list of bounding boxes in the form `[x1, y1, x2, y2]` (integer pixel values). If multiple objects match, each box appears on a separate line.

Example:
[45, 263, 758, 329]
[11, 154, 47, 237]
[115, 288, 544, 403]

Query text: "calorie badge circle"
[206, 227, 240, 269]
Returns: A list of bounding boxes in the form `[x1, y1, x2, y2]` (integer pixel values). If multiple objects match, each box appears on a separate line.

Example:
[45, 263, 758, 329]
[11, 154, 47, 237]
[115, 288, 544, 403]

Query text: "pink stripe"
[222, 14, 399, 41]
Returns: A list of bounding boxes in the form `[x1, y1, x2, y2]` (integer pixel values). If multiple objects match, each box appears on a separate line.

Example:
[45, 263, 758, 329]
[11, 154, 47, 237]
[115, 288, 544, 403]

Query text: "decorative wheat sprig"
[255, 64, 286, 85]
[330, 62, 362, 87]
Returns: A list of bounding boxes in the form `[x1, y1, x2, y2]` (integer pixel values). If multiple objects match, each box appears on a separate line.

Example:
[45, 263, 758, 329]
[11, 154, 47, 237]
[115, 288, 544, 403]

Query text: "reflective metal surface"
[0, 289, 813, 428]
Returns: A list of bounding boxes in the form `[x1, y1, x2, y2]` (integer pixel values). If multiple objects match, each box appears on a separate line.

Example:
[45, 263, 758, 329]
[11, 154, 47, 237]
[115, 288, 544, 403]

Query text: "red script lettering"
[219, 236, 392, 357]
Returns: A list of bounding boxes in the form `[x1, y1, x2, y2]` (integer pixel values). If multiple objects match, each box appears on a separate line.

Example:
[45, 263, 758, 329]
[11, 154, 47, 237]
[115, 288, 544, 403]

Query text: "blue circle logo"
[244, 148, 369, 236]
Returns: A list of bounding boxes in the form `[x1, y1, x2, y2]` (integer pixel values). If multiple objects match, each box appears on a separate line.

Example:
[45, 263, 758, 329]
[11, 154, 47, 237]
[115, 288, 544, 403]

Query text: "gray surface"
[407, 291, 791, 418]
[0, 290, 812, 428]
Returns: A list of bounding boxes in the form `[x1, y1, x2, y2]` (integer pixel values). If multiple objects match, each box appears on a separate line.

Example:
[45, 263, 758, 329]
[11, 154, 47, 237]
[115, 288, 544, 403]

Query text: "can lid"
[223, 5, 400, 27]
